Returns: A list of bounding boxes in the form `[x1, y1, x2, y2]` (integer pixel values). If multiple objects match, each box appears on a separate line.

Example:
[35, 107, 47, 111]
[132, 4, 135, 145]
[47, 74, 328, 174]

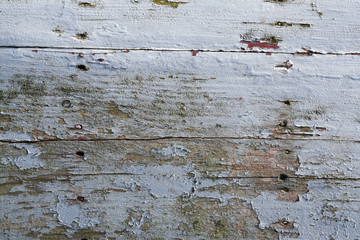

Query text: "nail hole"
[77, 196, 85, 202]
[284, 149, 291, 154]
[76, 151, 85, 157]
[62, 100, 71, 108]
[283, 100, 291, 105]
[75, 124, 83, 130]
[279, 120, 288, 127]
[279, 174, 288, 181]
[76, 64, 89, 71]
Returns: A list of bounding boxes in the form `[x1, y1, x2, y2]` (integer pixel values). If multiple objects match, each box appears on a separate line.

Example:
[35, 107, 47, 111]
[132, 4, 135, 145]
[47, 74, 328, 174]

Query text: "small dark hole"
[279, 120, 288, 127]
[77, 196, 85, 202]
[76, 151, 85, 157]
[76, 64, 89, 71]
[285, 149, 291, 154]
[61, 100, 71, 108]
[80, 238, 88, 240]
[281, 187, 290, 192]
[279, 173, 288, 181]
[283, 100, 291, 105]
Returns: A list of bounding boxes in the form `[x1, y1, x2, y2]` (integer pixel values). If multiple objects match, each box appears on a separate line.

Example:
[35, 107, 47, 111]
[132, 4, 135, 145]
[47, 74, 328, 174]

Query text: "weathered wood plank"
[1, 140, 360, 180]
[1, 0, 360, 52]
[1, 1, 360, 239]
[1, 49, 360, 141]
[1, 169, 359, 239]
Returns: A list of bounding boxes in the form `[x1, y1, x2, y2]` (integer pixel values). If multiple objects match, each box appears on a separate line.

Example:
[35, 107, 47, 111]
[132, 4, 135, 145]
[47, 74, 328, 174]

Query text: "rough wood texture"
[1, 0, 360, 52]
[1, 0, 360, 239]
[1, 50, 359, 141]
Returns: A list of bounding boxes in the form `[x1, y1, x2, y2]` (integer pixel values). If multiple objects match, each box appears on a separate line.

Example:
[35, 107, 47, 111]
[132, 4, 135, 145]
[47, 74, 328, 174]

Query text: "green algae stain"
[153, 0, 187, 8]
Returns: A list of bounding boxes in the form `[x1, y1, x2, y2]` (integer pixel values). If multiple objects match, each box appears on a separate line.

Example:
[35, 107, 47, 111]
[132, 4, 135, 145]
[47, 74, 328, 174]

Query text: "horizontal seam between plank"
[1, 136, 359, 144]
[1, 45, 360, 56]
[0, 174, 359, 181]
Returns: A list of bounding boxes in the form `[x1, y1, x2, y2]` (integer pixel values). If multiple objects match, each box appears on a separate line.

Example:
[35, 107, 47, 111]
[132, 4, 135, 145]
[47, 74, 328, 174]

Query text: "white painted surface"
[0, 0, 359, 239]
[1, 144, 45, 170]
[0, 49, 359, 140]
[1, 0, 360, 52]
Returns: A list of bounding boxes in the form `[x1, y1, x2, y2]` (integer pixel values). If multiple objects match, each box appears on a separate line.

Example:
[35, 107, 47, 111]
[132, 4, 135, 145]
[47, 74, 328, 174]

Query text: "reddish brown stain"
[241, 40, 279, 50]
[192, 51, 199, 56]
[32, 50, 38, 53]
[228, 143, 306, 202]
[97, 58, 105, 62]
[32, 129, 54, 140]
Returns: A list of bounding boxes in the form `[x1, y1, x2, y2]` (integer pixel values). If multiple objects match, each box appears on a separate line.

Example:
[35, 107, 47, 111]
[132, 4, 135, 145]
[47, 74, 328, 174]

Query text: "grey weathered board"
[1, 0, 360, 239]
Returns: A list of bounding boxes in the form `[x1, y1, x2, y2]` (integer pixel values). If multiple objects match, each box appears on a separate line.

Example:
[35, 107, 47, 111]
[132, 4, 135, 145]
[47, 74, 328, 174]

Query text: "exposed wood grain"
[1, 139, 360, 238]
[1, 49, 359, 141]
[1, 0, 360, 52]
[1, 0, 360, 239]
[1, 140, 360, 180]
[1, 141, 359, 239]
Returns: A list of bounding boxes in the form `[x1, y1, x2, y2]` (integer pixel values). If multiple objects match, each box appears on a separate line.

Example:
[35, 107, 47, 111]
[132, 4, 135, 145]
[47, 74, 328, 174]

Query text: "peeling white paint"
[56, 196, 101, 228]
[1, 50, 360, 140]
[123, 164, 196, 197]
[151, 145, 191, 158]
[128, 212, 151, 228]
[251, 181, 360, 239]
[56, 196, 82, 227]
[0, 131, 33, 142]
[1, 0, 359, 238]
[295, 141, 360, 178]
[1, 144, 44, 170]
[2, 0, 360, 52]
